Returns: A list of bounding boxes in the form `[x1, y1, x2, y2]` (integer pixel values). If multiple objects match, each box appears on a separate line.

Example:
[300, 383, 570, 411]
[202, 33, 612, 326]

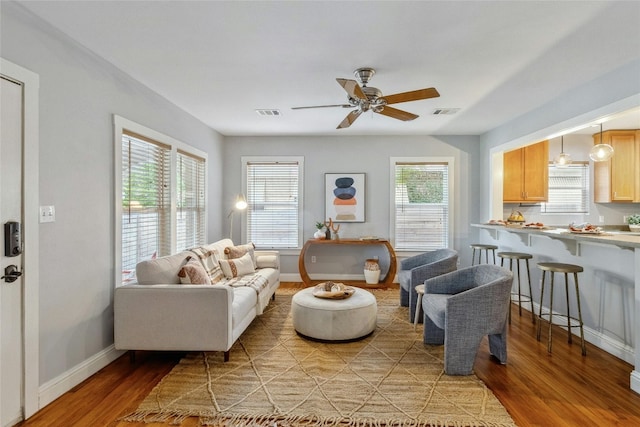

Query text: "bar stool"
[497, 252, 535, 324]
[470, 244, 497, 265]
[536, 262, 586, 356]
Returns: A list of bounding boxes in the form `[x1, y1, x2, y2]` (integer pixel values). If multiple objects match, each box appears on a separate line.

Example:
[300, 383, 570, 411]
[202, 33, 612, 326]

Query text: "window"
[242, 157, 303, 249]
[391, 158, 453, 251]
[115, 116, 207, 284]
[176, 151, 206, 251]
[541, 163, 589, 213]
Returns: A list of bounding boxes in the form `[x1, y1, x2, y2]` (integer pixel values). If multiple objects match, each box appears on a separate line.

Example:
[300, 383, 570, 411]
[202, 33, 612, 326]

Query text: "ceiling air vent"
[432, 108, 460, 115]
[256, 109, 282, 117]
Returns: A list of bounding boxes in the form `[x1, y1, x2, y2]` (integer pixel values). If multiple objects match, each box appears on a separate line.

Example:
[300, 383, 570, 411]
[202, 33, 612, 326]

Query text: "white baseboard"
[38, 345, 125, 409]
[630, 370, 640, 394]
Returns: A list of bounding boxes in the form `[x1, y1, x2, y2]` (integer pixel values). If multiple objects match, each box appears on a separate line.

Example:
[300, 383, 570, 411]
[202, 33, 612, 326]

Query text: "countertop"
[471, 223, 640, 249]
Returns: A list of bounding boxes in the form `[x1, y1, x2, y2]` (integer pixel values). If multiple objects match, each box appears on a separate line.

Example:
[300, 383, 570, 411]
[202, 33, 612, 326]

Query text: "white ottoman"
[291, 287, 377, 341]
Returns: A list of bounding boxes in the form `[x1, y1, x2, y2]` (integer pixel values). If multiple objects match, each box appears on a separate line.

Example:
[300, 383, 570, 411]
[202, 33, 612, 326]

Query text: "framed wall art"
[325, 173, 365, 222]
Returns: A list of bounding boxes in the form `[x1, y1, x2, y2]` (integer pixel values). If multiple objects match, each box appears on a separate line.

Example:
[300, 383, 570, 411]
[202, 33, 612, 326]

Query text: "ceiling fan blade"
[336, 78, 366, 100]
[292, 104, 351, 110]
[337, 110, 362, 129]
[376, 106, 418, 121]
[383, 87, 440, 105]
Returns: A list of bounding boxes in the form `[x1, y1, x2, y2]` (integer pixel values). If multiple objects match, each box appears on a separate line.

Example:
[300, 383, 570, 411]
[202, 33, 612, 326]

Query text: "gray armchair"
[398, 249, 458, 322]
[422, 265, 513, 375]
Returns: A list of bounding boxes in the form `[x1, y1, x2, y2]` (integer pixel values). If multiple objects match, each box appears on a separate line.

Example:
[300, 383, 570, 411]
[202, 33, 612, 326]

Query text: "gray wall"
[1, 3, 224, 385]
[223, 135, 481, 274]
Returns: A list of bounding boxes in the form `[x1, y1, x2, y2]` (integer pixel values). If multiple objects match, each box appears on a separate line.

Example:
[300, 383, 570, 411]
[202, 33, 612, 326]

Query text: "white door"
[1, 75, 25, 426]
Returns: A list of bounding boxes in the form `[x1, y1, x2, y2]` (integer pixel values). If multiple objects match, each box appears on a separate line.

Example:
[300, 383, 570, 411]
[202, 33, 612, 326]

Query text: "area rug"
[122, 288, 516, 427]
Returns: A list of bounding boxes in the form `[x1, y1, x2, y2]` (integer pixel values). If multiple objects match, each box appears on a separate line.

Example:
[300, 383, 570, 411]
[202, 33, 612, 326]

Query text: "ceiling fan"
[292, 67, 440, 129]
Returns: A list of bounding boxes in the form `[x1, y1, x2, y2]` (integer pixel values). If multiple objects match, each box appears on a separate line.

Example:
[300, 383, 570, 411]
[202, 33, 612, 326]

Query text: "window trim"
[389, 156, 455, 252]
[241, 156, 304, 249]
[114, 115, 207, 286]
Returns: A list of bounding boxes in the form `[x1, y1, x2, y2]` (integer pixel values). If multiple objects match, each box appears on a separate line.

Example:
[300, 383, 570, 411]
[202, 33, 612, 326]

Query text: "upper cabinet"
[594, 130, 640, 203]
[503, 140, 548, 203]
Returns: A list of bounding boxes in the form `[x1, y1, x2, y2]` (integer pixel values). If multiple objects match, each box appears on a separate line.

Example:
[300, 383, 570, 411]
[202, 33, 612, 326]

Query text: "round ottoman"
[291, 287, 377, 341]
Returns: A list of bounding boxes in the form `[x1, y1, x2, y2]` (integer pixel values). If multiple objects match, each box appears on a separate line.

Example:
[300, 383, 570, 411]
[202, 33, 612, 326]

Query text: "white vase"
[313, 229, 325, 239]
[629, 224, 640, 232]
[364, 259, 380, 284]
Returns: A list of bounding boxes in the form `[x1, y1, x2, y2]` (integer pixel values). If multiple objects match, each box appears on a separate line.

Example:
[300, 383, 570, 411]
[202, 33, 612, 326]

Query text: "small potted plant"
[313, 221, 326, 239]
[628, 214, 640, 232]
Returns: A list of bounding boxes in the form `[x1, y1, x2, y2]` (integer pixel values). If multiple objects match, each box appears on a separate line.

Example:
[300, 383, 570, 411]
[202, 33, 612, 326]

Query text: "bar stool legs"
[498, 252, 535, 324]
[536, 262, 586, 356]
[470, 244, 497, 265]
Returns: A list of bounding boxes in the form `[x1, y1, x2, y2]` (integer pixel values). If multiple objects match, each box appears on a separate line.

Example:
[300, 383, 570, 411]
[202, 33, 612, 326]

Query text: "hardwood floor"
[17, 283, 640, 427]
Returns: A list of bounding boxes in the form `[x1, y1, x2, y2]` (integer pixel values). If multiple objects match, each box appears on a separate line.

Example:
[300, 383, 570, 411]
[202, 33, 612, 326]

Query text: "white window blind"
[541, 163, 589, 213]
[121, 132, 171, 281]
[393, 161, 450, 251]
[245, 160, 301, 249]
[176, 150, 206, 251]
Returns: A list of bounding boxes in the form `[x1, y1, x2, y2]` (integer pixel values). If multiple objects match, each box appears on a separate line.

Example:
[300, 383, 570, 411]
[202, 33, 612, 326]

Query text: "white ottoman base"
[291, 287, 377, 341]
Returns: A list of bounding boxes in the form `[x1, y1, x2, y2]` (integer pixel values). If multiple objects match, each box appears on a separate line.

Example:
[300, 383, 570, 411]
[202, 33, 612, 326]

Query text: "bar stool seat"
[536, 262, 586, 356]
[470, 244, 497, 265]
[497, 251, 535, 324]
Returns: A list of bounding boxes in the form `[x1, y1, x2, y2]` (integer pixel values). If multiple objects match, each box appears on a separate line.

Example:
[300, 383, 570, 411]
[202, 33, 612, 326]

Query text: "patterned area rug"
[123, 289, 516, 426]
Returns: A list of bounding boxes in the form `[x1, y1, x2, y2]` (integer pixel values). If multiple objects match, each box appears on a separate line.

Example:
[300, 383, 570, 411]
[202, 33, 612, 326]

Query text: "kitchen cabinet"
[503, 140, 548, 202]
[594, 130, 639, 203]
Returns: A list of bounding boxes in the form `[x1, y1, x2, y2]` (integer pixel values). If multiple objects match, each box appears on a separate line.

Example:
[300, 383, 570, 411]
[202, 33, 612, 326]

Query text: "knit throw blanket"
[121, 289, 517, 427]
[226, 273, 270, 314]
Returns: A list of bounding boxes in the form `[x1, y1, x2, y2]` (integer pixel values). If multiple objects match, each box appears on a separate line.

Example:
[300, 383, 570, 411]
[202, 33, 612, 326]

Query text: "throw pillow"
[189, 247, 225, 283]
[218, 252, 256, 279]
[225, 242, 257, 268]
[256, 254, 278, 269]
[178, 256, 212, 285]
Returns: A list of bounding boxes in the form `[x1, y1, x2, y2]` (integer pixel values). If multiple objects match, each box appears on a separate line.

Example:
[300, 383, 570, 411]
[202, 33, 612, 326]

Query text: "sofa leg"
[272, 293, 275, 301]
[224, 351, 230, 362]
[129, 350, 136, 363]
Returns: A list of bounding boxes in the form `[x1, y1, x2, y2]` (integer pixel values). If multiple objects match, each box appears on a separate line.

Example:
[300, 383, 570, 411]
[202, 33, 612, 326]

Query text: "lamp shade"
[234, 194, 248, 210]
[553, 136, 572, 167]
[589, 144, 614, 162]
[590, 123, 614, 162]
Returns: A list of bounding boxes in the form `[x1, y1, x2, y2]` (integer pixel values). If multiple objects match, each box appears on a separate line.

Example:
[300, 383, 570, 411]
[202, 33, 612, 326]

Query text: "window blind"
[541, 163, 589, 213]
[121, 133, 171, 281]
[176, 150, 206, 251]
[245, 160, 300, 248]
[394, 162, 449, 250]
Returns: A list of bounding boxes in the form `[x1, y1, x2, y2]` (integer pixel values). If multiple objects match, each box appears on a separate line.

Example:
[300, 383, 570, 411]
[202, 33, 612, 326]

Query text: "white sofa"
[114, 238, 280, 361]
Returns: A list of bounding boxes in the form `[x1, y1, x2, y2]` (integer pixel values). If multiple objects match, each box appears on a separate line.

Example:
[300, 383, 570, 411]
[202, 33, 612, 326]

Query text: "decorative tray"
[570, 230, 604, 235]
[312, 282, 355, 299]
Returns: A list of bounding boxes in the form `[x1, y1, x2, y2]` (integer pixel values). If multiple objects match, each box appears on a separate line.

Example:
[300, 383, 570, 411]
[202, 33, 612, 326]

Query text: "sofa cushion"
[219, 252, 256, 278]
[256, 254, 278, 269]
[232, 286, 258, 328]
[225, 242, 257, 268]
[178, 257, 212, 285]
[136, 251, 191, 285]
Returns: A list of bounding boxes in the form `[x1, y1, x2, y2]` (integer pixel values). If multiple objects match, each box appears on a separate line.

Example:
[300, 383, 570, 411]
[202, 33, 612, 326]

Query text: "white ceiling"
[15, 1, 640, 136]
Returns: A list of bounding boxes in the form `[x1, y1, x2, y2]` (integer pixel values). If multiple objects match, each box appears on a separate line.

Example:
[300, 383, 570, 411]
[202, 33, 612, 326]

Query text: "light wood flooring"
[17, 283, 640, 427]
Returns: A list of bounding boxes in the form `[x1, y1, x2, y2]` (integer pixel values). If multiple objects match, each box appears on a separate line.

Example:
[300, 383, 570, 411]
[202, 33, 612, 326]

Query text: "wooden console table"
[298, 238, 397, 288]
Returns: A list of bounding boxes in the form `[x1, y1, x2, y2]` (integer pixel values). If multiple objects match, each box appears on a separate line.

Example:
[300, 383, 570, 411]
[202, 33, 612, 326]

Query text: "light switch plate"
[39, 205, 55, 223]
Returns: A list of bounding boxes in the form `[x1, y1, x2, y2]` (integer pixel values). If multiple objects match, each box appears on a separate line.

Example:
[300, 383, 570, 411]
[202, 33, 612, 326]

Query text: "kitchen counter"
[471, 222, 640, 394]
[472, 223, 640, 251]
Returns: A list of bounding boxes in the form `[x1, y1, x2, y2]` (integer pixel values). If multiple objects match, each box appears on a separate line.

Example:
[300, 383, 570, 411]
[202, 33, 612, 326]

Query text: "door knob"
[1, 265, 22, 283]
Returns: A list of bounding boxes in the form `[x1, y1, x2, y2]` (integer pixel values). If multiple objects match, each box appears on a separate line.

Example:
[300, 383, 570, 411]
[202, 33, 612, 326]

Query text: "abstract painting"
[325, 173, 365, 222]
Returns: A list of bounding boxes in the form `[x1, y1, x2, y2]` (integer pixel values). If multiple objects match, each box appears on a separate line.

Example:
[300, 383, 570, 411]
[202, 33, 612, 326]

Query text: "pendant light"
[589, 123, 614, 162]
[553, 135, 572, 167]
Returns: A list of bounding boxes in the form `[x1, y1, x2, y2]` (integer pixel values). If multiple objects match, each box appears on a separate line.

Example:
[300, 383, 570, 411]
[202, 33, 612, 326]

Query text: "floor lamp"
[228, 194, 247, 242]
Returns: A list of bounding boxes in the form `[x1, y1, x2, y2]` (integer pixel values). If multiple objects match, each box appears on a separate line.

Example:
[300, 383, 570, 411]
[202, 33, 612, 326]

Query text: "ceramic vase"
[364, 258, 380, 284]
[314, 229, 325, 239]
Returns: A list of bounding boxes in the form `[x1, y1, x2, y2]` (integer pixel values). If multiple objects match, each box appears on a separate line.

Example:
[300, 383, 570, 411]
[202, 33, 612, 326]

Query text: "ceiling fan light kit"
[292, 67, 440, 129]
